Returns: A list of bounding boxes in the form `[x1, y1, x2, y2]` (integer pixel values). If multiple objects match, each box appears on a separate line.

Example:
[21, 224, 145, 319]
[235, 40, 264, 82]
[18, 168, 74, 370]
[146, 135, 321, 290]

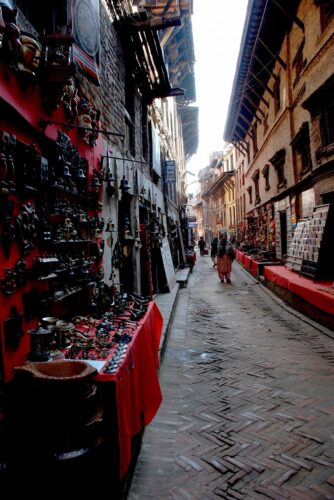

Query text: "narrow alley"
[129, 255, 334, 499]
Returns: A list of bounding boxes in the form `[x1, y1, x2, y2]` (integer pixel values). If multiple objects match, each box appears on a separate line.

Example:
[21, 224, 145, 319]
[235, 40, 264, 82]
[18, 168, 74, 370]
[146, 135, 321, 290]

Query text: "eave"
[132, 0, 193, 19]
[205, 171, 235, 198]
[224, 0, 300, 143]
[164, 16, 196, 103]
[116, 13, 184, 102]
[179, 105, 198, 160]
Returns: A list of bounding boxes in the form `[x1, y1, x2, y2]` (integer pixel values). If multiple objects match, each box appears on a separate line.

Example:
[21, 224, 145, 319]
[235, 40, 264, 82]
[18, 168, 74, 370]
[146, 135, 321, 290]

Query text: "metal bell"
[77, 168, 86, 179]
[105, 169, 114, 183]
[63, 165, 71, 177]
[124, 229, 134, 241]
[119, 175, 130, 191]
[91, 176, 101, 188]
[106, 219, 115, 232]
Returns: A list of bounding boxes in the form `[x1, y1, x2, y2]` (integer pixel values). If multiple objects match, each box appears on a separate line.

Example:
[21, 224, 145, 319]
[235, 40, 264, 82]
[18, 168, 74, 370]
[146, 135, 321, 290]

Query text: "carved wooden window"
[269, 148, 287, 189]
[293, 41, 306, 87]
[142, 103, 151, 162]
[262, 164, 270, 191]
[251, 123, 258, 157]
[302, 74, 334, 162]
[251, 169, 261, 205]
[246, 142, 250, 164]
[320, 100, 334, 147]
[274, 76, 281, 114]
[247, 185, 253, 204]
[15, 0, 69, 34]
[291, 122, 312, 176]
[125, 67, 136, 156]
[263, 114, 268, 135]
[316, 0, 334, 30]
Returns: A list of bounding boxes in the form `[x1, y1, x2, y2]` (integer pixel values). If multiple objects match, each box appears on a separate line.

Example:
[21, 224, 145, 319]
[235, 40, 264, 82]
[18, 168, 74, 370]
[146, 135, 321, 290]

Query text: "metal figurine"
[1, 216, 15, 259]
[62, 77, 78, 121]
[15, 202, 39, 255]
[0, 131, 16, 190]
[0, 4, 21, 70]
[39, 33, 75, 112]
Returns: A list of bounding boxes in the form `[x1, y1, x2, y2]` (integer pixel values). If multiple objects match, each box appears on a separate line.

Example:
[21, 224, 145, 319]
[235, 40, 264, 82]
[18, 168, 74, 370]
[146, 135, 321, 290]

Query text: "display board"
[160, 237, 176, 291]
[286, 204, 334, 280]
[285, 218, 310, 271]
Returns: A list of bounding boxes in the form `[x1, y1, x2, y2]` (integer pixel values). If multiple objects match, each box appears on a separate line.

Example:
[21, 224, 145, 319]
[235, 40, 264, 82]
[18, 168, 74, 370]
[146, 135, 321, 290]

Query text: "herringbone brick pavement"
[128, 256, 334, 499]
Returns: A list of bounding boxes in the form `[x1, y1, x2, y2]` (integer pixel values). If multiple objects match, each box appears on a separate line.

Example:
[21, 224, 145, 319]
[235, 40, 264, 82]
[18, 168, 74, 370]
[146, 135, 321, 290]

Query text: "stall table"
[92, 301, 163, 479]
[96, 301, 162, 478]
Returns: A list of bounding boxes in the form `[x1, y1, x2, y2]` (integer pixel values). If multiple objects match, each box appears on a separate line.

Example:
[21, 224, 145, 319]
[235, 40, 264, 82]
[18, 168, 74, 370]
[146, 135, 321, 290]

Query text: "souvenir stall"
[237, 203, 277, 276]
[0, 6, 164, 492]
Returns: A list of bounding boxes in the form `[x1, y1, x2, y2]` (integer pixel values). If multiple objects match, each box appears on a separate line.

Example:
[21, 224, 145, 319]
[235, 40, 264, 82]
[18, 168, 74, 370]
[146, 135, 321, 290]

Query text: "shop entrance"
[322, 191, 334, 204]
[280, 210, 287, 258]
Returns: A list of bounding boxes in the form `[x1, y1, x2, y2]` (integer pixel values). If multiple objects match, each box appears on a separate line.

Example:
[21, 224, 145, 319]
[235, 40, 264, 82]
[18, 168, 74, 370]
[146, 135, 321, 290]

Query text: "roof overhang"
[132, 0, 193, 19]
[224, 0, 300, 143]
[204, 171, 235, 198]
[179, 105, 198, 160]
[116, 12, 184, 102]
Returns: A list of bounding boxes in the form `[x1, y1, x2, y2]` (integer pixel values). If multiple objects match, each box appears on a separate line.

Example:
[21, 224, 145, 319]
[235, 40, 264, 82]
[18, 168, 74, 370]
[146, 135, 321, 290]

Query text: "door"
[280, 210, 287, 258]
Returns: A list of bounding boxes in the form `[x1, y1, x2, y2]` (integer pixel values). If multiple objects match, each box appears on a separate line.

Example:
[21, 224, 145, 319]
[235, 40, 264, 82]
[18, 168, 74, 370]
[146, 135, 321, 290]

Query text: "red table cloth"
[264, 266, 334, 316]
[95, 301, 163, 478]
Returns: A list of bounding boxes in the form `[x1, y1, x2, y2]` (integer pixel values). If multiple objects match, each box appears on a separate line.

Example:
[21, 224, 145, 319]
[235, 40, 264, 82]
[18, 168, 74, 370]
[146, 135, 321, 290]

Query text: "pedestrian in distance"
[198, 236, 206, 256]
[217, 232, 235, 283]
[211, 236, 218, 267]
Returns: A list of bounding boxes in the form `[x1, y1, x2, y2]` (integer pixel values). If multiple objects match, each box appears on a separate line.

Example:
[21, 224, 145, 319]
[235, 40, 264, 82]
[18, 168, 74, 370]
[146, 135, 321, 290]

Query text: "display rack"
[285, 218, 310, 272]
[286, 204, 334, 280]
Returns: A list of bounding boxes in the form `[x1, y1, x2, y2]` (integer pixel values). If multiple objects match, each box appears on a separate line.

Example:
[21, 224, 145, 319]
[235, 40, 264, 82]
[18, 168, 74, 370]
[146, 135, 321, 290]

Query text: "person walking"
[217, 232, 235, 283]
[210, 237, 218, 267]
[198, 236, 206, 256]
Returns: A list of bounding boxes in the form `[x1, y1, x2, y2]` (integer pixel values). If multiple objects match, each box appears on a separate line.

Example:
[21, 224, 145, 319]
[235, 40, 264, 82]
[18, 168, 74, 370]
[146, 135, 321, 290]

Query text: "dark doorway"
[280, 210, 287, 257]
[322, 191, 334, 204]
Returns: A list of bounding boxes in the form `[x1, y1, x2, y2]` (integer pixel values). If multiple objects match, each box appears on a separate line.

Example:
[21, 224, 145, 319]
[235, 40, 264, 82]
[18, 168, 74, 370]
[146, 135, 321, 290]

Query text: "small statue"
[16, 33, 41, 76]
[62, 77, 78, 121]
[0, 4, 21, 68]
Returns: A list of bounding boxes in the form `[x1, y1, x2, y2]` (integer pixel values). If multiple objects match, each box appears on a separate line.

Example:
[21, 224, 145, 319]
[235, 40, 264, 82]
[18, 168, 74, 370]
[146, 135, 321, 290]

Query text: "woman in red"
[217, 232, 235, 283]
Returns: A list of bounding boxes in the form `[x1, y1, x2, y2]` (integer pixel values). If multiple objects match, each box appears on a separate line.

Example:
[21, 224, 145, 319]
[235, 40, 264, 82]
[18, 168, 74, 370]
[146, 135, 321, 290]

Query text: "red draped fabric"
[251, 259, 260, 276]
[95, 301, 163, 478]
[264, 266, 334, 316]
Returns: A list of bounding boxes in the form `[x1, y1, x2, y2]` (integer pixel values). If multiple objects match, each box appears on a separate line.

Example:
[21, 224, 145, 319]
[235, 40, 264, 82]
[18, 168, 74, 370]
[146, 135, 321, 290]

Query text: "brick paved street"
[128, 255, 334, 499]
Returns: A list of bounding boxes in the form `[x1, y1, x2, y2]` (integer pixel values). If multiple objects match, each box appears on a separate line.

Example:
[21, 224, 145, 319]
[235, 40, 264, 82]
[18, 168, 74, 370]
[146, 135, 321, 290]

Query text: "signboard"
[163, 160, 176, 183]
[152, 126, 162, 177]
[301, 188, 315, 218]
[160, 237, 176, 291]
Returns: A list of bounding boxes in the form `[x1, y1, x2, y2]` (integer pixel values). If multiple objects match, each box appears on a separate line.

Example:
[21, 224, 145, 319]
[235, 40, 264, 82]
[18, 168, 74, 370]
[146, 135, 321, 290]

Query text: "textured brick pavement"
[128, 255, 334, 499]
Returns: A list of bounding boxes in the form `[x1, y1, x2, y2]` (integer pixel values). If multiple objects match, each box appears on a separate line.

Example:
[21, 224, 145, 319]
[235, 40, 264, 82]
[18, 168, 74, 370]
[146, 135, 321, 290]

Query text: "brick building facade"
[224, 0, 334, 262]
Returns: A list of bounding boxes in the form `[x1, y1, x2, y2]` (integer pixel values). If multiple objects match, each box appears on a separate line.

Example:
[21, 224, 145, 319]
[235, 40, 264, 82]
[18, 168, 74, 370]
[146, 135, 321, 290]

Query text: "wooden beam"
[162, 0, 175, 16]
[250, 71, 275, 97]
[242, 100, 262, 124]
[232, 140, 247, 156]
[239, 109, 255, 127]
[234, 131, 249, 152]
[244, 94, 265, 117]
[235, 119, 252, 141]
[271, 0, 304, 32]
[253, 54, 279, 80]
[258, 37, 287, 70]
[245, 84, 270, 107]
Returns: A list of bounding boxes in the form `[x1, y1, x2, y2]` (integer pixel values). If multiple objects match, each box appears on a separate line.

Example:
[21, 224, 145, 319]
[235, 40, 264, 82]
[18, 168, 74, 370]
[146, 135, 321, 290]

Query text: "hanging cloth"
[70, 0, 100, 85]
